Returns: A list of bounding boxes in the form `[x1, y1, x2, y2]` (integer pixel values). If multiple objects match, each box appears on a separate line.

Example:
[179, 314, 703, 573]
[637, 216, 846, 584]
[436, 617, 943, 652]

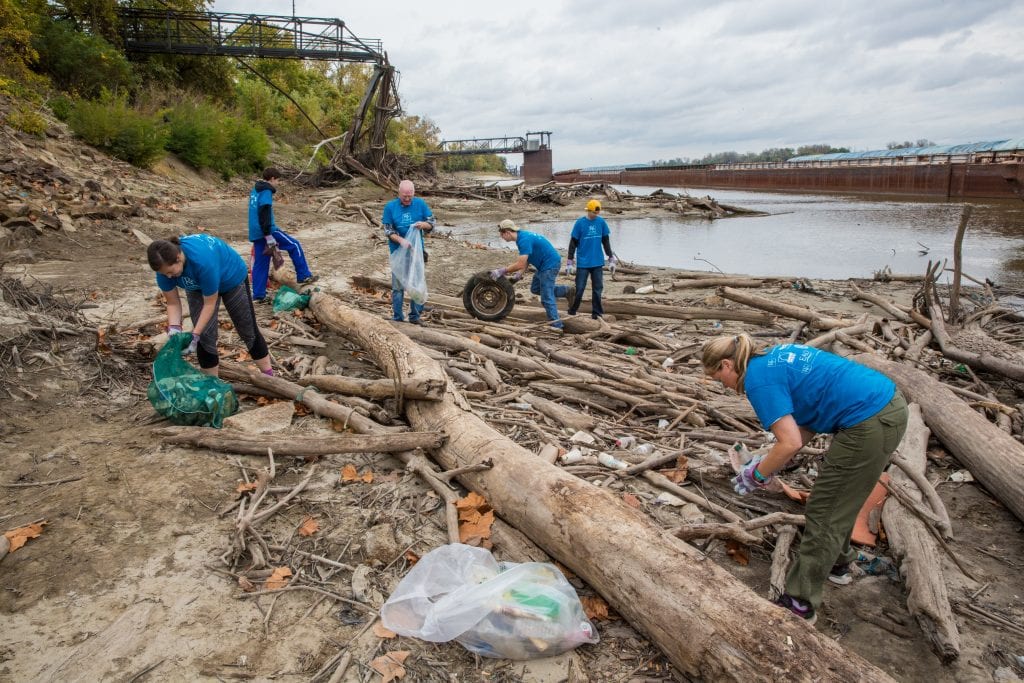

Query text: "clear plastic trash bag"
[389, 226, 428, 305]
[380, 544, 599, 660]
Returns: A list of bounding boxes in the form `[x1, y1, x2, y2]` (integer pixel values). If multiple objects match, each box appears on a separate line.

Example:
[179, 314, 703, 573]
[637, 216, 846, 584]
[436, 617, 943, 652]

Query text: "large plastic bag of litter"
[380, 544, 599, 660]
[389, 226, 428, 304]
[146, 332, 238, 428]
[272, 285, 311, 312]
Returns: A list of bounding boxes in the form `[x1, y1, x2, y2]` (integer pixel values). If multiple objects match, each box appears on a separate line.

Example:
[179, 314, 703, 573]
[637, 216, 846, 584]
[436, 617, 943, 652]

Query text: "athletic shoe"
[565, 285, 577, 304]
[253, 297, 268, 305]
[828, 562, 854, 586]
[299, 275, 319, 285]
[775, 594, 817, 625]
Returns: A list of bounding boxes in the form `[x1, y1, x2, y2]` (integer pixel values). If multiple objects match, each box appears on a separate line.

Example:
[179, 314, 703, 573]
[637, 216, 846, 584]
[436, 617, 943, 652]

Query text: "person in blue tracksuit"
[147, 234, 273, 378]
[566, 199, 616, 319]
[248, 167, 317, 302]
[492, 219, 574, 330]
[703, 334, 908, 625]
[382, 179, 435, 323]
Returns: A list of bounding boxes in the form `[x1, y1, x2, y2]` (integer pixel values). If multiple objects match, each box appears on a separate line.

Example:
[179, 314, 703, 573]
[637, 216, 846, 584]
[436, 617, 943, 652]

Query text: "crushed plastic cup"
[657, 419, 670, 430]
[560, 448, 584, 464]
[661, 357, 675, 369]
[597, 452, 628, 470]
[634, 444, 655, 456]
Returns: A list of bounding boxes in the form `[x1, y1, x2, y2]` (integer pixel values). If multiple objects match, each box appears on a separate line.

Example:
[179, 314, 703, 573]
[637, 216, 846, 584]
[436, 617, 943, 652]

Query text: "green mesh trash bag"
[146, 332, 238, 428]
[272, 285, 311, 312]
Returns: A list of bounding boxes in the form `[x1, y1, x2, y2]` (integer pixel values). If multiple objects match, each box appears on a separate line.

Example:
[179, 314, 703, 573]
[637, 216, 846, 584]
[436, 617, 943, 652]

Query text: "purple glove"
[732, 454, 772, 495]
[184, 333, 200, 356]
[509, 271, 523, 282]
[264, 233, 277, 248]
[490, 267, 508, 280]
[167, 324, 183, 335]
[564, 259, 575, 275]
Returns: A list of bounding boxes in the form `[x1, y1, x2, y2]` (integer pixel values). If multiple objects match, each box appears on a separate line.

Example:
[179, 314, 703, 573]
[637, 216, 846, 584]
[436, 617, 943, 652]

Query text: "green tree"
[0, 0, 47, 93]
[33, 19, 134, 97]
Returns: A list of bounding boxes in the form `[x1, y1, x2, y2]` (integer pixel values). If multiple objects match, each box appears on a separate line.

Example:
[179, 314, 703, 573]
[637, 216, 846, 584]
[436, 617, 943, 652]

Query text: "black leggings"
[185, 279, 269, 369]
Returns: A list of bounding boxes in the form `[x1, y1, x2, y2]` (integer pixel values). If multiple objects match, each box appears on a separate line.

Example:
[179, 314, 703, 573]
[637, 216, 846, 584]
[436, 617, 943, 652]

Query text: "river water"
[452, 186, 1024, 289]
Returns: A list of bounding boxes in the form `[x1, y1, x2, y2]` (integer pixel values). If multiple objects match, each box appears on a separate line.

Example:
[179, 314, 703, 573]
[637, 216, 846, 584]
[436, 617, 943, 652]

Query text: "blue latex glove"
[184, 333, 200, 356]
[564, 259, 575, 275]
[490, 267, 508, 280]
[732, 454, 772, 495]
[608, 255, 619, 275]
[167, 324, 183, 335]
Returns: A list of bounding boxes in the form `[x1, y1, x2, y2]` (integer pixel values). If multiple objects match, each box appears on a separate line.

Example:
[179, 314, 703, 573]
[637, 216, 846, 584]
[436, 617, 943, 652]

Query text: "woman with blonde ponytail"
[703, 333, 907, 625]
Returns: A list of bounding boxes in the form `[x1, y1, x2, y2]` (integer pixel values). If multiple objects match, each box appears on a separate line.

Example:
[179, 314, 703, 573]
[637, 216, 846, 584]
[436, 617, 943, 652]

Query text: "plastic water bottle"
[634, 443, 655, 455]
[560, 448, 584, 464]
[598, 452, 629, 470]
[615, 435, 636, 449]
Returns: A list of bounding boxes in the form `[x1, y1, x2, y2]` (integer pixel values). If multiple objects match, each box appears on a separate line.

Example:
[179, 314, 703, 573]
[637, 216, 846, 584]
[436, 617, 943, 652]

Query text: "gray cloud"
[216, 0, 1024, 168]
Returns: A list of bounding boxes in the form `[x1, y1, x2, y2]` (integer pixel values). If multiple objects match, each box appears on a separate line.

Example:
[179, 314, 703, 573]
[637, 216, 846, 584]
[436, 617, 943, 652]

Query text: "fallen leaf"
[373, 622, 397, 639]
[459, 509, 494, 545]
[238, 576, 256, 592]
[265, 566, 293, 590]
[455, 491, 489, 511]
[293, 402, 312, 416]
[330, 419, 354, 433]
[371, 651, 411, 683]
[725, 540, 750, 566]
[404, 550, 420, 566]
[360, 469, 374, 483]
[622, 493, 642, 508]
[3, 520, 47, 552]
[298, 516, 319, 537]
[660, 455, 690, 484]
[341, 464, 359, 481]
[235, 350, 252, 361]
[236, 481, 258, 493]
[580, 595, 611, 621]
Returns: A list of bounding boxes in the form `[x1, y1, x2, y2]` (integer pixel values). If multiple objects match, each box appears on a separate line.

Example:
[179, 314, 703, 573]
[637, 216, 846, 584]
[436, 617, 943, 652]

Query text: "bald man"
[382, 180, 435, 323]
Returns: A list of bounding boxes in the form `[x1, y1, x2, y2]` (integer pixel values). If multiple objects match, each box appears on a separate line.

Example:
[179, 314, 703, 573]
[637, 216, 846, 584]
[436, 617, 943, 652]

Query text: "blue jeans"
[531, 268, 569, 327]
[392, 273, 424, 322]
[570, 266, 604, 318]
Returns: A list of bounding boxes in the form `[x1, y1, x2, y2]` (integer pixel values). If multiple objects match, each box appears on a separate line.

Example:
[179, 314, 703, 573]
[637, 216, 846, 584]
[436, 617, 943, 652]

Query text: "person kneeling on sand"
[492, 219, 575, 330]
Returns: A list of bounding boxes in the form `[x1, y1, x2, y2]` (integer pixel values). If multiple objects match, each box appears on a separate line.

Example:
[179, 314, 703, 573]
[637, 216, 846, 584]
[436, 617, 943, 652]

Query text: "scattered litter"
[948, 470, 975, 483]
[569, 431, 597, 445]
[597, 452, 629, 470]
[614, 435, 636, 450]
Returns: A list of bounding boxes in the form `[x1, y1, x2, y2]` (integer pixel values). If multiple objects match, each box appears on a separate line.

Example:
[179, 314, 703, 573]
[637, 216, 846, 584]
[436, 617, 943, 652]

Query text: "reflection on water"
[452, 186, 1024, 288]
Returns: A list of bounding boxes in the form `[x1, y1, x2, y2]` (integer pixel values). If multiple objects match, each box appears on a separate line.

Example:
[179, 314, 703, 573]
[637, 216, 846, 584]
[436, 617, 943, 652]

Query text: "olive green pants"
[785, 391, 908, 611]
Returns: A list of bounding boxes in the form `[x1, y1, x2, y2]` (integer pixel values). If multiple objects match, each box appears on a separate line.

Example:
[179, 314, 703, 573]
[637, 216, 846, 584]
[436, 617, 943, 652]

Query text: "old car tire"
[462, 271, 516, 322]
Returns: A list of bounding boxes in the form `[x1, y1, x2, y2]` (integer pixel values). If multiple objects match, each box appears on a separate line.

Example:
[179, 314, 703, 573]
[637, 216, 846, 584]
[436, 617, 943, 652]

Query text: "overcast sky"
[212, 0, 1024, 171]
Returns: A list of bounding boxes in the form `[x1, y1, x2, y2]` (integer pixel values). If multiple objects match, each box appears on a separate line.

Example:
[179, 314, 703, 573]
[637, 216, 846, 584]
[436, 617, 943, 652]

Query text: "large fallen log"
[720, 286, 852, 329]
[297, 374, 444, 401]
[855, 354, 1024, 524]
[881, 404, 961, 662]
[309, 291, 892, 682]
[157, 428, 445, 456]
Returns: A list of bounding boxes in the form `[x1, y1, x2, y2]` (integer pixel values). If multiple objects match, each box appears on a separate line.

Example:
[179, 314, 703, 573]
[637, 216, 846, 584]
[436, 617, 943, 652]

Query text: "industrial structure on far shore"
[552, 139, 1024, 199]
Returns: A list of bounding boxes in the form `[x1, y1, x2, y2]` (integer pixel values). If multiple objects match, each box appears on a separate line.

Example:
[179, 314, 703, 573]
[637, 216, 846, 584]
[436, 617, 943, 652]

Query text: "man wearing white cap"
[493, 219, 575, 330]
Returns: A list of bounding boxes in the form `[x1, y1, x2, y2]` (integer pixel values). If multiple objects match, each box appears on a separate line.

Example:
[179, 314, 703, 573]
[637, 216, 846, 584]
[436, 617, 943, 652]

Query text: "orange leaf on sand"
[725, 540, 750, 566]
[3, 520, 47, 552]
[373, 622, 398, 639]
[622, 493, 642, 509]
[455, 491, 488, 511]
[404, 550, 420, 566]
[236, 481, 258, 493]
[293, 402, 312, 417]
[341, 464, 374, 483]
[298, 516, 319, 537]
[265, 567, 293, 590]
[238, 576, 257, 592]
[455, 492, 494, 547]
[371, 651, 411, 683]
[580, 595, 611, 621]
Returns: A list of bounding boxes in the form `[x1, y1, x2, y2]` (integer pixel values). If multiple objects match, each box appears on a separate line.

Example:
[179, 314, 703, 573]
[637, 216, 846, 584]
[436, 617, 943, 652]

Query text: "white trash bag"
[389, 226, 428, 304]
[380, 544, 599, 660]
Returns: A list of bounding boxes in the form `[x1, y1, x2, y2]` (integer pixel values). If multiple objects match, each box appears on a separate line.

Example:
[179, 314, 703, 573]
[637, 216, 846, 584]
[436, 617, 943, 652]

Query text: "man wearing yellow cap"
[493, 219, 575, 330]
[566, 199, 616, 318]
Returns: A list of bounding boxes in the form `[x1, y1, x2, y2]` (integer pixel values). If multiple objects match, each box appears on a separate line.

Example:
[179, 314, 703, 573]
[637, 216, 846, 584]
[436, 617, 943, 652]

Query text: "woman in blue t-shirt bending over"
[147, 234, 273, 378]
[702, 333, 907, 625]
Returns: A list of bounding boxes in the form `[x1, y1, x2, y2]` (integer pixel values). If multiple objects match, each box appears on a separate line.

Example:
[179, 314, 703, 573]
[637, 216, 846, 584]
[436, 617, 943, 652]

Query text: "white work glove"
[609, 255, 619, 275]
[564, 259, 576, 276]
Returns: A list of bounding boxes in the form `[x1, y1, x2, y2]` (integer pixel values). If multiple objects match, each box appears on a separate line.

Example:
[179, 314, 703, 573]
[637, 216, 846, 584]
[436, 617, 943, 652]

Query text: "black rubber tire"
[462, 271, 516, 322]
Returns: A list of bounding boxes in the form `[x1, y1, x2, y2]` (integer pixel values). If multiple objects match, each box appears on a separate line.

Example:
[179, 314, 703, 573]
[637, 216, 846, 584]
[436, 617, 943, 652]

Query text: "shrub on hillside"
[6, 104, 47, 136]
[68, 97, 166, 167]
[33, 19, 134, 98]
[165, 100, 268, 178]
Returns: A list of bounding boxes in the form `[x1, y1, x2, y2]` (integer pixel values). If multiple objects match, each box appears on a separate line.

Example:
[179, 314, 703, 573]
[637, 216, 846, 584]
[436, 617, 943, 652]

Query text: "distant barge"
[552, 139, 1024, 200]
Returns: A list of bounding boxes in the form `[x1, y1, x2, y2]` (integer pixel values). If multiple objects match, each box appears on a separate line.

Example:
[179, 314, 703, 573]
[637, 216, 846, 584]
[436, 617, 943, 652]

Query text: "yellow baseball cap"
[586, 199, 602, 212]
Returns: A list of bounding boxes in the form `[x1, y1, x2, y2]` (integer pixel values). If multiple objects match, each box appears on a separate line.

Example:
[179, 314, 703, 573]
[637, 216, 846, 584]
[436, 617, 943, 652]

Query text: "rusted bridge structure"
[117, 8, 384, 63]
[429, 131, 554, 183]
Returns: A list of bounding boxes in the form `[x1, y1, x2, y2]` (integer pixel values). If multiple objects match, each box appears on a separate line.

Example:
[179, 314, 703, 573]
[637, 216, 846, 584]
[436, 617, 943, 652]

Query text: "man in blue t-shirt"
[381, 179, 435, 323]
[248, 167, 316, 302]
[566, 199, 616, 319]
[492, 219, 574, 330]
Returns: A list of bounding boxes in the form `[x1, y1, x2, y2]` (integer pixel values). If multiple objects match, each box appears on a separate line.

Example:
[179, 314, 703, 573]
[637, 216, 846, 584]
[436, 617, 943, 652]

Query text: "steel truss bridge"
[116, 7, 384, 64]
[429, 131, 552, 156]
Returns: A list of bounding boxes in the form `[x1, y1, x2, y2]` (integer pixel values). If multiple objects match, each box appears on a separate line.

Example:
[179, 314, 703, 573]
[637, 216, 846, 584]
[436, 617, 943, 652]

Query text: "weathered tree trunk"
[520, 392, 597, 431]
[298, 374, 444, 401]
[855, 354, 1024, 524]
[720, 286, 853, 329]
[308, 292, 892, 682]
[881, 404, 961, 662]
[158, 428, 445, 456]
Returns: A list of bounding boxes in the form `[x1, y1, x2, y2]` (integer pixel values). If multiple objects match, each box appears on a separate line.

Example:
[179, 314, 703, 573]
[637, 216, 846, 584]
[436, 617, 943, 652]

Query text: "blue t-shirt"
[382, 197, 434, 254]
[155, 234, 248, 297]
[248, 180, 277, 241]
[515, 230, 561, 272]
[744, 344, 895, 434]
[570, 216, 610, 268]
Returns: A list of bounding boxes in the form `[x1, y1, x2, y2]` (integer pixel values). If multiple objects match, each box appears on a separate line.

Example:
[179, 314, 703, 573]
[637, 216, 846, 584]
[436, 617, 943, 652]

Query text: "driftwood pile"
[423, 179, 765, 218]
